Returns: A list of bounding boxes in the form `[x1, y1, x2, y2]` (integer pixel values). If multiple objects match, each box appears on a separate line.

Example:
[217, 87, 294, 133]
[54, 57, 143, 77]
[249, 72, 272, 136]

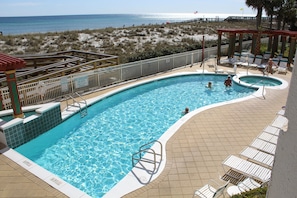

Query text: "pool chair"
[263, 51, 272, 61]
[250, 138, 276, 155]
[234, 55, 248, 66]
[240, 147, 274, 168]
[277, 59, 288, 74]
[263, 125, 280, 136]
[241, 55, 258, 69]
[219, 57, 237, 66]
[193, 179, 229, 198]
[271, 115, 288, 130]
[253, 55, 266, 69]
[257, 131, 278, 145]
[222, 155, 271, 183]
[226, 177, 262, 196]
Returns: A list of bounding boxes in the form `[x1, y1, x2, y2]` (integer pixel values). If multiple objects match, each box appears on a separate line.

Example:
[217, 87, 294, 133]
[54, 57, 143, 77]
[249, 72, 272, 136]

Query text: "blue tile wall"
[4, 105, 62, 148]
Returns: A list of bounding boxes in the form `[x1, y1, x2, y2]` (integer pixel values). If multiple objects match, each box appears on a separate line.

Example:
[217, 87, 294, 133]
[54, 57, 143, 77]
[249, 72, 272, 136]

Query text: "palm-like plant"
[246, 0, 268, 29]
[264, 0, 283, 29]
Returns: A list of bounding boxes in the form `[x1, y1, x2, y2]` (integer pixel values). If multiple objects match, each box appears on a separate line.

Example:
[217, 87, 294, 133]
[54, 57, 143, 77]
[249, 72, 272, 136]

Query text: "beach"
[0, 19, 258, 63]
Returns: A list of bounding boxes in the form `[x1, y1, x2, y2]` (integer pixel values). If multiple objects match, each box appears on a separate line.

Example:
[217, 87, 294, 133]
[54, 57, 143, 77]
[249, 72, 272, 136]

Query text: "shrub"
[231, 187, 267, 198]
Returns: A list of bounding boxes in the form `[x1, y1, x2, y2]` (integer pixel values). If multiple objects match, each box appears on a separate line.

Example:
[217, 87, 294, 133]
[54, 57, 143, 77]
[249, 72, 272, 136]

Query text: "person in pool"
[182, 107, 189, 115]
[224, 76, 232, 87]
[206, 81, 212, 89]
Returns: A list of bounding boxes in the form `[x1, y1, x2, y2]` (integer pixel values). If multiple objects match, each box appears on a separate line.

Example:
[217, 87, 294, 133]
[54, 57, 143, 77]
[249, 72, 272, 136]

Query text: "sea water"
[0, 13, 244, 35]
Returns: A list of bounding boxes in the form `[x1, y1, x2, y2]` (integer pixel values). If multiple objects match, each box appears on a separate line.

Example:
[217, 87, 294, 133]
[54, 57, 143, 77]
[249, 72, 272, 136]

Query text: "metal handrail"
[139, 140, 163, 162]
[132, 148, 157, 173]
[66, 92, 88, 117]
[132, 140, 163, 174]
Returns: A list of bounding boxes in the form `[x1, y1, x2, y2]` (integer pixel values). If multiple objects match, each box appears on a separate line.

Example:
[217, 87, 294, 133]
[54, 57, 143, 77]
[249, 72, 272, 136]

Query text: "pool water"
[239, 76, 282, 86]
[16, 74, 256, 198]
[0, 111, 36, 122]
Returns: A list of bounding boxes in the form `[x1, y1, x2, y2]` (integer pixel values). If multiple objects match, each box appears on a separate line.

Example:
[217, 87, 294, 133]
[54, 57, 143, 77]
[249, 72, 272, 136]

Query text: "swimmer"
[224, 76, 232, 87]
[182, 107, 189, 115]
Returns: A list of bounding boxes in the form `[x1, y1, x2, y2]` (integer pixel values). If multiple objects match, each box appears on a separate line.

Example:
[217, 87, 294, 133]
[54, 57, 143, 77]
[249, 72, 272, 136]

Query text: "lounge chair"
[240, 147, 274, 168]
[226, 177, 261, 196]
[220, 57, 237, 66]
[277, 60, 288, 74]
[263, 51, 271, 61]
[193, 179, 229, 198]
[257, 131, 278, 145]
[222, 155, 271, 182]
[271, 115, 288, 130]
[241, 55, 258, 69]
[250, 138, 276, 155]
[234, 55, 248, 66]
[263, 125, 280, 136]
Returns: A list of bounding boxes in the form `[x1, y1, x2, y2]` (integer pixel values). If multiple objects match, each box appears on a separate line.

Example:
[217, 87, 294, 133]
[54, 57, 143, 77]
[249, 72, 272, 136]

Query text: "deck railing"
[0, 41, 254, 110]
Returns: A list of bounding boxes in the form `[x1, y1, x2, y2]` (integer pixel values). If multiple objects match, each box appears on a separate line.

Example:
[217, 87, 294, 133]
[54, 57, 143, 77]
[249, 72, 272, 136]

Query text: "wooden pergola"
[0, 53, 26, 118]
[217, 29, 297, 66]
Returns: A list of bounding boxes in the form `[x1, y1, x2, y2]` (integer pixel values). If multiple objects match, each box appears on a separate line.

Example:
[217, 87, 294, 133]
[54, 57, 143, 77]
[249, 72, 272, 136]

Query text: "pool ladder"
[66, 92, 88, 118]
[132, 140, 163, 174]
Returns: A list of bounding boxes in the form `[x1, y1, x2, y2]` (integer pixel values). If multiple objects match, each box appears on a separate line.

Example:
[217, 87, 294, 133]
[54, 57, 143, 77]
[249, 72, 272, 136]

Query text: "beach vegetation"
[0, 19, 269, 62]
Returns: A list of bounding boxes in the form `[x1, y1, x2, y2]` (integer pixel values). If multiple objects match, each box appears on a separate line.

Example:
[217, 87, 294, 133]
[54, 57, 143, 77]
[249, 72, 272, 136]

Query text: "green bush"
[231, 187, 267, 198]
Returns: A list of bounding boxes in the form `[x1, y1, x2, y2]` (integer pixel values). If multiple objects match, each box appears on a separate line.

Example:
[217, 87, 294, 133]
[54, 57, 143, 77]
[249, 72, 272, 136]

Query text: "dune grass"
[0, 20, 259, 63]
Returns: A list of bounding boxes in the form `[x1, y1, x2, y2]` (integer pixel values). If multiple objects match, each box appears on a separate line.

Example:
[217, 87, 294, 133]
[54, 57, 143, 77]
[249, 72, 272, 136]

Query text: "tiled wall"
[0, 103, 62, 148]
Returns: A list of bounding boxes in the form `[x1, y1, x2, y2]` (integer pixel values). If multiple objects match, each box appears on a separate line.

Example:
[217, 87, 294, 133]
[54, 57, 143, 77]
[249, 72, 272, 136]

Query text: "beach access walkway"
[0, 61, 291, 198]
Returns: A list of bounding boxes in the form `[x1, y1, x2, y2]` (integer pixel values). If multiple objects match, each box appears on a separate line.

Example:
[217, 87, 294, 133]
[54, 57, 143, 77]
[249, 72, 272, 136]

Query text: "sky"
[0, 0, 259, 17]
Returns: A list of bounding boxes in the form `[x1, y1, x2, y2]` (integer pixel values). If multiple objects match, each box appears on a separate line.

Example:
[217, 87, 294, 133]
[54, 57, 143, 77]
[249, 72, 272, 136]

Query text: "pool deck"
[0, 61, 291, 198]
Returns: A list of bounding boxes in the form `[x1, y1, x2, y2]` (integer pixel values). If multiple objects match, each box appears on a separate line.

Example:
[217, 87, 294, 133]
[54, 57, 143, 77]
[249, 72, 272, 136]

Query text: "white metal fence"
[1, 42, 254, 110]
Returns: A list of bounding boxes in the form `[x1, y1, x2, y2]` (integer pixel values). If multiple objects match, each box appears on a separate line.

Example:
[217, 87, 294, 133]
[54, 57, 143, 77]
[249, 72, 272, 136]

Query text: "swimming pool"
[238, 75, 282, 87]
[15, 74, 257, 197]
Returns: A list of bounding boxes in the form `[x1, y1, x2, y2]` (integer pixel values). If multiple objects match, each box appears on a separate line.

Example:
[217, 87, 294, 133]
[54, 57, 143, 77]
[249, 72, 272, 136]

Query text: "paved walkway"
[0, 63, 291, 198]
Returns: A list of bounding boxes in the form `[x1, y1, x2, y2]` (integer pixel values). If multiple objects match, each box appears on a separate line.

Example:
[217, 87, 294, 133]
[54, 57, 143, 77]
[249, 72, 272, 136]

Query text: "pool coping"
[2, 71, 288, 198]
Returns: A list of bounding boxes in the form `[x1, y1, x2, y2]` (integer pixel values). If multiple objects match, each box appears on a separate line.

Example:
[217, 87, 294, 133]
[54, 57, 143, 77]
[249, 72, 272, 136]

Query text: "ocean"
[0, 13, 246, 35]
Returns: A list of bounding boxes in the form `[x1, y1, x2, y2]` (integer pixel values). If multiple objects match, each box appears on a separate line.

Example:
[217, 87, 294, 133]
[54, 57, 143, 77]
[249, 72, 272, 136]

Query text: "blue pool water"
[239, 76, 282, 86]
[16, 74, 256, 197]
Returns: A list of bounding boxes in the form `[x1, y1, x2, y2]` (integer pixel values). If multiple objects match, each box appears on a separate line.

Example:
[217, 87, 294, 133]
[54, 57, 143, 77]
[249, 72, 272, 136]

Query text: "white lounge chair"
[240, 147, 274, 168]
[226, 177, 261, 196]
[271, 115, 288, 130]
[222, 155, 271, 182]
[263, 125, 280, 136]
[235, 55, 248, 66]
[241, 55, 258, 69]
[193, 179, 229, 198]
[250, 138, 276, 155]
[277, 60, 288, 74]
[220, 57, 236, 65]
[257, 131, 278, 145]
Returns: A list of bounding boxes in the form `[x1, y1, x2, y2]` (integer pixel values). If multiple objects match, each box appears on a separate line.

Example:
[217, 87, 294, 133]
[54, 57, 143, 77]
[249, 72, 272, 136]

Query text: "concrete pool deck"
[0, 62, 291, 197]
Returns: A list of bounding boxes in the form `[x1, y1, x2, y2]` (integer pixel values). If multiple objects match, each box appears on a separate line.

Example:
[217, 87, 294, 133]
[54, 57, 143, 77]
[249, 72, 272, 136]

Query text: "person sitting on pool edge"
[224, 75, 232, 87]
